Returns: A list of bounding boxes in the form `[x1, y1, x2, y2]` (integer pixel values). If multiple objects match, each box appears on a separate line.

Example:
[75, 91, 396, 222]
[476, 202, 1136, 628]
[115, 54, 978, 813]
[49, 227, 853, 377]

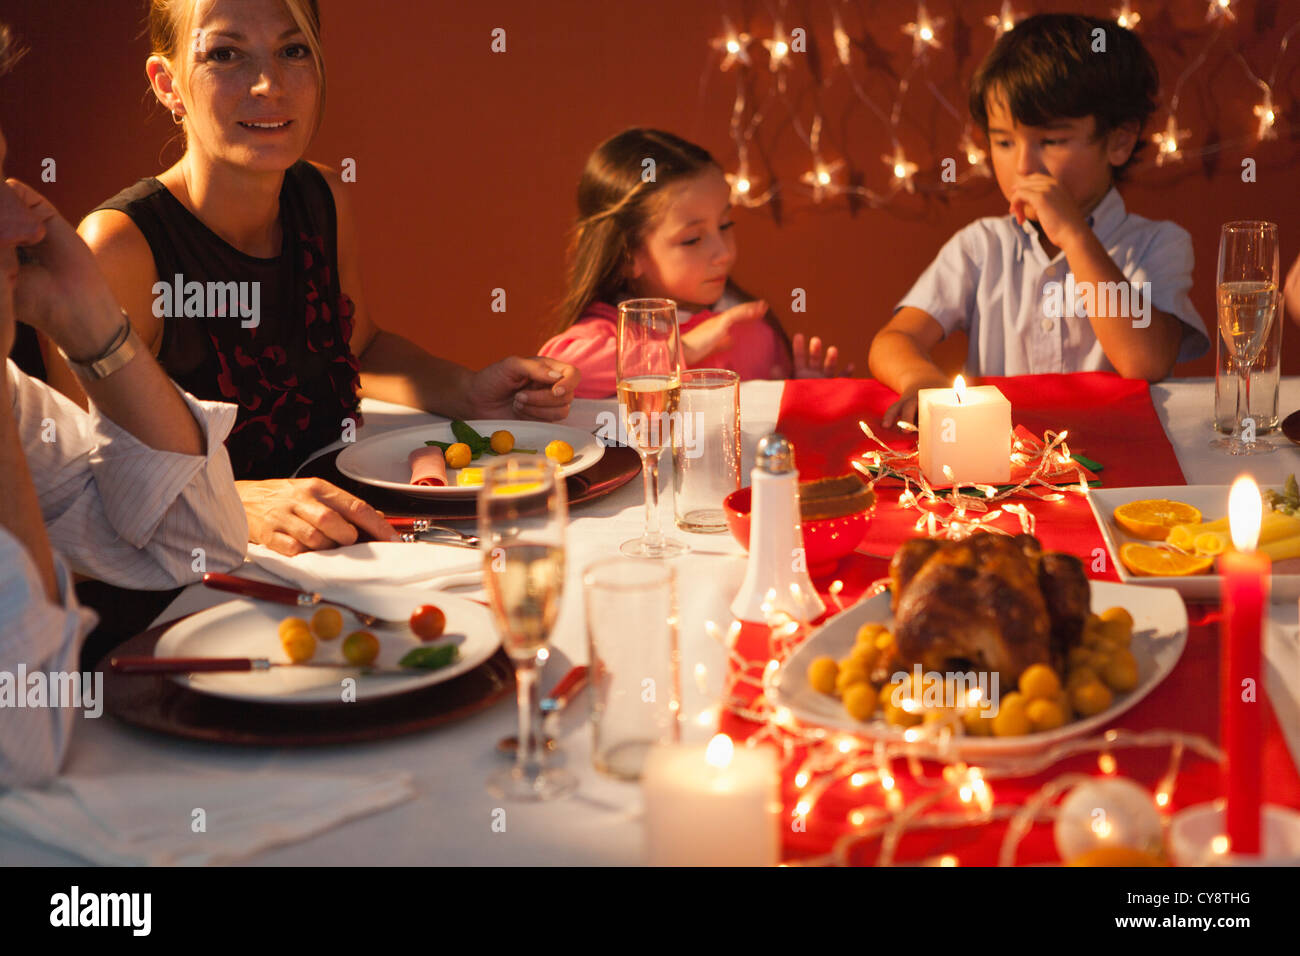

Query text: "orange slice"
[1119, 543, 1213, 577]
[1113, 499, 1201, 541]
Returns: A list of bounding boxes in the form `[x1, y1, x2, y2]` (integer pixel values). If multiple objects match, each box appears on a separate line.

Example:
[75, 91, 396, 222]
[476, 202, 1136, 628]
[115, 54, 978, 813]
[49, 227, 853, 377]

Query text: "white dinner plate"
[155, 586, 500, 704]
[770, 580, 1188, 761]
[1087, 484, 1300, 600]
[335, 420, 605, 498]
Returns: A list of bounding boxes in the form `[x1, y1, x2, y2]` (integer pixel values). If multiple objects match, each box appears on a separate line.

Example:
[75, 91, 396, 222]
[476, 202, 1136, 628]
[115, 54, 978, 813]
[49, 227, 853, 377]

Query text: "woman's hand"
[468, 355, 580, 422]
[791, 333, 854, 379]
[237, 478, 397, 556]
[681, 300, 767, 365]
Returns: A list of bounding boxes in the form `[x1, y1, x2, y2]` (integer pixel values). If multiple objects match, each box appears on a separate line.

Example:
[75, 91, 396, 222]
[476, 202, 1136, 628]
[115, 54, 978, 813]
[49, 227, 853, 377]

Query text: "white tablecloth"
[3, 378, 1298, 865]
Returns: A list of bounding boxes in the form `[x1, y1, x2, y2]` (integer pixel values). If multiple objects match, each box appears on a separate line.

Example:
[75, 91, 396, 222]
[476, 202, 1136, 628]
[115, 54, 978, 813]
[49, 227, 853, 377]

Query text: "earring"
[171, 108, 185, 125]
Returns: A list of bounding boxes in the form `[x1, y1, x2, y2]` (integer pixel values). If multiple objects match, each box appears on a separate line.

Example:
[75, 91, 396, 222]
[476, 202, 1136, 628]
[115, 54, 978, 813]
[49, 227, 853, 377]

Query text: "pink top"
[539, 301, 793, 398]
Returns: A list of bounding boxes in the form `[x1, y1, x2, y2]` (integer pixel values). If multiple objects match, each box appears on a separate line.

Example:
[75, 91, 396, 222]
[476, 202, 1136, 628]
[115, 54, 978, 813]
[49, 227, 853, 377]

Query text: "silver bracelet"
[59, 309, 140, 381]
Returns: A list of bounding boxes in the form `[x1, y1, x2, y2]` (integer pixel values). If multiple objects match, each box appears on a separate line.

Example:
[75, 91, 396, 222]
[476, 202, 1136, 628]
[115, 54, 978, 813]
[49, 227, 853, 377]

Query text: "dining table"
[2, 375, 1299, 866]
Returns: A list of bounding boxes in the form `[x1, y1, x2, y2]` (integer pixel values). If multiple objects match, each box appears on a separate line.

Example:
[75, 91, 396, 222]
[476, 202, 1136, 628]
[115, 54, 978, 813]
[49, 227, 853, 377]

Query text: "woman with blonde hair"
[70, 0, 579, 556]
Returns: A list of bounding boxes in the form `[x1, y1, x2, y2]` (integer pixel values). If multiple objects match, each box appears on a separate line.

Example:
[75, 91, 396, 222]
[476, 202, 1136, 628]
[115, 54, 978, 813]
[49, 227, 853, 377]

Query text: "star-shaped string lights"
[1112, 2, 1141, 30]
[986, 1, 1021, 40]
[763, 23, 794, 72]
[883, 146, 919, 193]
[1253, 93, 1279, 140]
[902, 2, 944, 58]
[1153, 116, 1190, 165]
[959, 128, 990, 177]
[711, 18, 753, 71]
[1206, 0, 1235, 23]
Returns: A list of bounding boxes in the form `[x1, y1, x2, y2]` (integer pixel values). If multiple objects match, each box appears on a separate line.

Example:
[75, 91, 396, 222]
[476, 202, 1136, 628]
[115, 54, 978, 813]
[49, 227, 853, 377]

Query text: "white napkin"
[247, 541, 481, 591]
[0, 770, 415, 866]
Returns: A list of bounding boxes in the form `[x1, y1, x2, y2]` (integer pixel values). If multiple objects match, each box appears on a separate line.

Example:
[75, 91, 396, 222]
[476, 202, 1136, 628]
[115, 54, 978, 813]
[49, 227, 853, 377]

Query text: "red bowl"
[723, 486, 873, 578]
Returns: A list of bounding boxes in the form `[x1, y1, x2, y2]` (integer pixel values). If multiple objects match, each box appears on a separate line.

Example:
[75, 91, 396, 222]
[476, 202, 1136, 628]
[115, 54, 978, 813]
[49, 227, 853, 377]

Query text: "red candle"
[1220, 475, 1267, 856]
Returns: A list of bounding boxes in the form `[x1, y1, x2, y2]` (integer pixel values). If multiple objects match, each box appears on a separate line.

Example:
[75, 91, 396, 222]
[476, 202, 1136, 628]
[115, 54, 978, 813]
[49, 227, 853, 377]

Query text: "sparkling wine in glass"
[1212, 221, 1279, 456]
[480, 455, 576, 801]
[617, 298, 688, 558]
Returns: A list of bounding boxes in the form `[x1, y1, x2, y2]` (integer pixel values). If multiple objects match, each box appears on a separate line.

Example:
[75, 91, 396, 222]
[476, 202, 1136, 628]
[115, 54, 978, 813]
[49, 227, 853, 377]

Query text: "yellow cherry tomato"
[842, 684, 876, 721]
[1019, 663, 1062, 700]
[855, 622, 886, 647]
[545, 440, 574, 465]
[445, 442, 473, 469]
[962, 708, 995, 736]
[342, 630, 380, 666]
[1066, 665, 1100, 690]
[279, 623, 316, 664]
[278, 617, 310, 642]
[490, 430, 515, 454]
[310, 606, 343, 641]
[848, 642, 877, 671]
[884, 702, 923, 728]
[992, 693, 1030, 737]
[1102, 648, 1140, 693]
[807, 656, 839, 695]
[835, 659, 869, 696]
[1026, 697, 1067, 732]
[1070, 680, 1114, 717]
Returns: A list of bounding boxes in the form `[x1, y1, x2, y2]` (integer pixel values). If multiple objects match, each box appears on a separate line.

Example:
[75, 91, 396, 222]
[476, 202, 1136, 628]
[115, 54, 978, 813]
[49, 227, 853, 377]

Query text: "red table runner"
[728, 374, 1300, 865]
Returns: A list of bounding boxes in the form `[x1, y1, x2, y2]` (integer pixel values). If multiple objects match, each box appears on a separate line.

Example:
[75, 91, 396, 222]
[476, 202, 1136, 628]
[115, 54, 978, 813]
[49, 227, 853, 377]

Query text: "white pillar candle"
[917, 376, 1012, 486]
[642, 734, 780, 866]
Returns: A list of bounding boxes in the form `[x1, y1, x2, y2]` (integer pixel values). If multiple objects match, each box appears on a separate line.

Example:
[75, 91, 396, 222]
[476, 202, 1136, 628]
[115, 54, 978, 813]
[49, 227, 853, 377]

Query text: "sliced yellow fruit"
[1167, 524, 1198, 551]
[456, 467, 484, 487]
[1194, 531, 1229, 555]
[1114, 500, 1202, 541]
[1119, 543, 1213, 577]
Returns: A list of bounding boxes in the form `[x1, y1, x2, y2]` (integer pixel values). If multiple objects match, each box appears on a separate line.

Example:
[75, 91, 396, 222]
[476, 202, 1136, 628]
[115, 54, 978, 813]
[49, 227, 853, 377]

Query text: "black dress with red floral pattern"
[95, 161, 363, 480]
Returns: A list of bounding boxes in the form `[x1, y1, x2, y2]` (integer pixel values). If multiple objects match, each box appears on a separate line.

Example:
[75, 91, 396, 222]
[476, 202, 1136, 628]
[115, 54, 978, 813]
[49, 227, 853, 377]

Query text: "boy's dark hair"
[969, 13, 1158, 180]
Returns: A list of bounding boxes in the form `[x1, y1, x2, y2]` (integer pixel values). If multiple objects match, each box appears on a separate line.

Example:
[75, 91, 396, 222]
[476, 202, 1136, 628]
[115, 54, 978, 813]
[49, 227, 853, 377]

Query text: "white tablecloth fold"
[248, 541, 481, 591]
[0, 770, 415, 866]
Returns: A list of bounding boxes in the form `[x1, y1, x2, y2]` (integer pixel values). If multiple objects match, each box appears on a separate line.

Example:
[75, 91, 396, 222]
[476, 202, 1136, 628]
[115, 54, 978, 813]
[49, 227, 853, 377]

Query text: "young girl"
[66, 0, 579, 556]
[540, 128, 851, 397]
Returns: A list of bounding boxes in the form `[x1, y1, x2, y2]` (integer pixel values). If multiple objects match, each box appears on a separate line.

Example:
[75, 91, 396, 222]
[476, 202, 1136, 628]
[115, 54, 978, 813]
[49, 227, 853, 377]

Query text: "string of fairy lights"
[709, 0, 1300, 211]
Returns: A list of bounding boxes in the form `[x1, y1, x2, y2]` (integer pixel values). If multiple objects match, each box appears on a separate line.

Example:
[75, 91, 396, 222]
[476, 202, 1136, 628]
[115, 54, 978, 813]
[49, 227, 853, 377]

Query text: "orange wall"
[5, 0, 1300, 378]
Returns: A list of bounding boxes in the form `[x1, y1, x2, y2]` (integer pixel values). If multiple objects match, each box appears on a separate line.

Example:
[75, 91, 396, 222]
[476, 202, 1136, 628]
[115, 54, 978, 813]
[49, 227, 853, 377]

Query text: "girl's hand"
[791, 333, 854, 379]
[681, 300, 767, 365]
[237, 478, 397, 556]
[881, 370, 951, 429]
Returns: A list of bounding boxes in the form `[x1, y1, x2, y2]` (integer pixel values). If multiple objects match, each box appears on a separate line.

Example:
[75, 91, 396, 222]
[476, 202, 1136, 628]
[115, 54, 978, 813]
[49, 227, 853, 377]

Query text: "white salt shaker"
[730, 433, 826, 623]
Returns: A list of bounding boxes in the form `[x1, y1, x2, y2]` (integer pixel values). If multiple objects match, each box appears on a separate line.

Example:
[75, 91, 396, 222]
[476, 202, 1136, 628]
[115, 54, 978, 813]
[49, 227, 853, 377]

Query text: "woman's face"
[630, 168, 737, 310]
[173, 0, 320, 172]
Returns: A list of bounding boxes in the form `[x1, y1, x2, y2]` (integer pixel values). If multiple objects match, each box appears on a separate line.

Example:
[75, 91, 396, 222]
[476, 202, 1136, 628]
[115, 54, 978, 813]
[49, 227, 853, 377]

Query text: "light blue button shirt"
[895, 187, 1210, 376]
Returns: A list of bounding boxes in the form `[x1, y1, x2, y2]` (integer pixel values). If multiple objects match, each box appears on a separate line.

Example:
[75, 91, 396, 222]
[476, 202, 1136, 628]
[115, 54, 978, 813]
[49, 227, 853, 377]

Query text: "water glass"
[585, 558, 681, 780]
[672, 369, 741, 533]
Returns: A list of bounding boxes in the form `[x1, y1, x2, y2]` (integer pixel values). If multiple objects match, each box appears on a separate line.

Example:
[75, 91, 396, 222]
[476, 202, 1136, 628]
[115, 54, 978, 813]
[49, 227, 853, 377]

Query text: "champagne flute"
[1212, 221, 1279, 456]
[617, 298, 689, 558]
[480, 455, 576, 801]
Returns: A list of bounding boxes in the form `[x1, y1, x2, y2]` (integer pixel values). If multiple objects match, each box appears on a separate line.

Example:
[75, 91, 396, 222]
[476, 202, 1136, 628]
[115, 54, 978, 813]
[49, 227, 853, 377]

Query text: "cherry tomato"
[410, 604, 447, 642]
[343, 630, 380, 666]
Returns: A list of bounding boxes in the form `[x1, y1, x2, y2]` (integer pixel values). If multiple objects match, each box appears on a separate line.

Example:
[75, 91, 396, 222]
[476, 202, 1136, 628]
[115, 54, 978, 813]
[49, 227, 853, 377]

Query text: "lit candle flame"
[705, 733, 734, 768]
[1228, 475, 1262, 552]
[953, 375, 967, 404]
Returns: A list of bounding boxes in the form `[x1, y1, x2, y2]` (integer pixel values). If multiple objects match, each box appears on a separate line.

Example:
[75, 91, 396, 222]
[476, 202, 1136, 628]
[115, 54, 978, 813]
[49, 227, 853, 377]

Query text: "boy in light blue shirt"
[869, 13, 1209, 426]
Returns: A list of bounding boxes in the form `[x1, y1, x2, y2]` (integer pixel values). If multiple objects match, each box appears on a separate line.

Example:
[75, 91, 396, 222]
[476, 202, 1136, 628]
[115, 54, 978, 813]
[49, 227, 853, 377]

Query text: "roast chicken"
[885, 533, 1089, 686]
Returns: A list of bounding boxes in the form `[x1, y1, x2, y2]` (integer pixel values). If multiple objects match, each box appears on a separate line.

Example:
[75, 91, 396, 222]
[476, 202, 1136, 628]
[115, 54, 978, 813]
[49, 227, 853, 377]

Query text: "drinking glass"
[585, 558, 681, 780]
[617, 298, 688, 557]
[480, 455, 576, 801]
[672, 368, 742, 533]
[1212, 221, 1279, 455]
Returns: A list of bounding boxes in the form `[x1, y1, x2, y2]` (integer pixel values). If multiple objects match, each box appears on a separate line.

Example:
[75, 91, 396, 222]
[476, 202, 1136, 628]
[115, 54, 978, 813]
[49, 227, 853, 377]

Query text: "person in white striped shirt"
[0, 24, 247, 786]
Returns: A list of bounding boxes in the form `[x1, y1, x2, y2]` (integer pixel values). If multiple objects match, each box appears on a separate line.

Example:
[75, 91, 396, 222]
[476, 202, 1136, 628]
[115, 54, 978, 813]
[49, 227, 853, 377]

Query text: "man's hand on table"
[238, 478, 397, 556]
